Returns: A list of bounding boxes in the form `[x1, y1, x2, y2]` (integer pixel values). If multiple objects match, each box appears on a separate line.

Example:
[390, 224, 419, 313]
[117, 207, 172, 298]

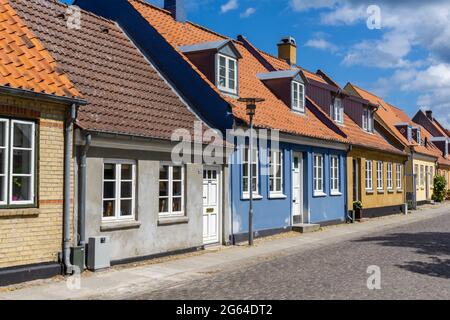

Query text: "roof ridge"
[50, 0, 117, 25]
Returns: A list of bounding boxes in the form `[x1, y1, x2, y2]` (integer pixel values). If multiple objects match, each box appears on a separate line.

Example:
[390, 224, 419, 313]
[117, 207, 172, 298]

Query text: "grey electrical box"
[87, 236, 111, 271]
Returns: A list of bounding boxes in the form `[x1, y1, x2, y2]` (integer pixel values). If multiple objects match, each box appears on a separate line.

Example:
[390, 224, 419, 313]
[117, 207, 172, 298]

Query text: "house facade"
[11, 0, 232, 269]
[0, 0, 85, 285]
[76, 0, 351, 243]
[346, 83, 440, 206]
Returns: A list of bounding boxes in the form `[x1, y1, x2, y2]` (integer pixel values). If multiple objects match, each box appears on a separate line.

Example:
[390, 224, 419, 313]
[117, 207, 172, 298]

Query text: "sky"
[61, 0, 450, 127]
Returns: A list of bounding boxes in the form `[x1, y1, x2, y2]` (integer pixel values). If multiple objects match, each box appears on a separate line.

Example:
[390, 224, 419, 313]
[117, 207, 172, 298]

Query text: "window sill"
[158, 216, 189, 226]
[397, 189, 403, 193]
[100, 220, 141, 232]
[366, 190, 374, 194]
[377, 190, 385, 194]
[268, 194, 287, 199]
[241, 194, 263, 201]
[330, 191, 342, 196]
[0, 208, 39, 218]
[313, 192, 327, 198]
[387, 189, 395, 194]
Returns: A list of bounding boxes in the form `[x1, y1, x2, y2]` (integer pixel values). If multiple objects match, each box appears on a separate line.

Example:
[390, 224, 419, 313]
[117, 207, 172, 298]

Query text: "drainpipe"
[78, 133, 92, 249]
[63, 104, 77, 275]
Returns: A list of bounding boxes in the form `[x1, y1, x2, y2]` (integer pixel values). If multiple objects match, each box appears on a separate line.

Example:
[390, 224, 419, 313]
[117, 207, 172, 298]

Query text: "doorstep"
[292, 223, 321, 234]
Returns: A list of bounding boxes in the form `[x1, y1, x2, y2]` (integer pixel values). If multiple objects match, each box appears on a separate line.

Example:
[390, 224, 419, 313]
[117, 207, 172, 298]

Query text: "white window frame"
[242, 146, 259, 197]
[269, 150, 283, 195]
[376, 161, 384, 190]
[0, 119, 9, 206]
[313, 154, 325, 195]
[365, 160, 373, 191]
[292, 81, 305, 113]
[420, 165, 425, 188]
[8, 120, 36, 206]
[158, 164, 185, 218]
[333, 98, 344, 124]
[396, 163, 402, 190]
[387, 162, 393, 190]
[330, 155, 340, 194]
[217, 54, 238, 95]
[102, 160, 136, 222]
[362, 108, 373, 132]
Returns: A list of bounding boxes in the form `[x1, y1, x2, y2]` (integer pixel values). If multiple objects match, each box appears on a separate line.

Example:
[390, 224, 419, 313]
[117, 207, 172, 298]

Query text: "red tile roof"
[128, 0, 348, 144]
[11, 0, 217, 141]
[0, 0, 80, 99]
[348, 83, 441, 159]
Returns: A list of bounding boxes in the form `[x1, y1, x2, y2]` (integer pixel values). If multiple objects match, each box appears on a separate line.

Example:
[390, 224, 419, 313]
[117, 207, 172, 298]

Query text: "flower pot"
[355, 208, 363, 221]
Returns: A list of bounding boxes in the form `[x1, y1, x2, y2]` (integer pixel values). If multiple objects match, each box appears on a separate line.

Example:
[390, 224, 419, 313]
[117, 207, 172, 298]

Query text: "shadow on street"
[355, 232, 450, 279]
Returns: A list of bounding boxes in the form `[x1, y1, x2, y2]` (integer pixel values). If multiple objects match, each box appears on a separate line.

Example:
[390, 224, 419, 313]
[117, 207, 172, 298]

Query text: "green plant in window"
[353, 201, 363, 210]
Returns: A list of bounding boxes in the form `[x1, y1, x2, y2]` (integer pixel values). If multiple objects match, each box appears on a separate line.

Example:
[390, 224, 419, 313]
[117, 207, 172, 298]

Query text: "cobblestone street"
[132, 209, 450, 300]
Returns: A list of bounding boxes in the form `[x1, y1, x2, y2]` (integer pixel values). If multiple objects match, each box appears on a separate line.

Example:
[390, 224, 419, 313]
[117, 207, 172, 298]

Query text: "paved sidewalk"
[1, 203, 449, 300]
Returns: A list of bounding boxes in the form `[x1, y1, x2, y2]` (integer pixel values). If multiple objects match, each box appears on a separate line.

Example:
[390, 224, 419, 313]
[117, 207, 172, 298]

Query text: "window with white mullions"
[292, 81, 305, 112]
[330, 155, 340, 193]
[7, 120, 35, 205]
[269, 150, 283, 195]
[217, 54, 237, 94]
[242, 146, 259, 196]
[362, 108, 373, 132]
[396, 163, 403, 189]
[376, 161, 384, 190]
[159, 164, 185, 217]
[0, 119, 8, 205]
[313, 154, 324, 194]
[103, 162, 136, 220]
[365, 160, 373, 190]
[333, 98, 344, 124]
[387, 162, 393, 190]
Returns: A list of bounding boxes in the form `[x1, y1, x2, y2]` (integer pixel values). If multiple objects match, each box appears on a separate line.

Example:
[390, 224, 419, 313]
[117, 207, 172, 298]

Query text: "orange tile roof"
[0, 0, 80, 99]
[348, 83, 441, 159]
[128, 0, 348, 144]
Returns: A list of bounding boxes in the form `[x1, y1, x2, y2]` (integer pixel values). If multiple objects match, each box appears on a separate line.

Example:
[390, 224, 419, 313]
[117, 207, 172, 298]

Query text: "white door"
[203, 167, 220, 244]
[292, 153, 304, 224]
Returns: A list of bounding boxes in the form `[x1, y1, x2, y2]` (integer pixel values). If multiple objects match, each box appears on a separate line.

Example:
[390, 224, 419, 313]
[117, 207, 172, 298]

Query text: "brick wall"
[0, 94, 73, 269]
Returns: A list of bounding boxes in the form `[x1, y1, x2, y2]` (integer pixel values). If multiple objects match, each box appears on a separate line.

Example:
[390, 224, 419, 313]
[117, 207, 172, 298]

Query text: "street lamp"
[238, 97, 265, 246]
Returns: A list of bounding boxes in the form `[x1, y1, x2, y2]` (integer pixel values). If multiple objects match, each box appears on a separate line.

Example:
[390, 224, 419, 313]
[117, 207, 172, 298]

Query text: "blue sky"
[61, 0, 450, 126]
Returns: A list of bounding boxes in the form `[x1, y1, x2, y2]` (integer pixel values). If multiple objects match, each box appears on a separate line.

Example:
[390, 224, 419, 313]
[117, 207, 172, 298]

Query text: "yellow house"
[345, 83, 439, 207]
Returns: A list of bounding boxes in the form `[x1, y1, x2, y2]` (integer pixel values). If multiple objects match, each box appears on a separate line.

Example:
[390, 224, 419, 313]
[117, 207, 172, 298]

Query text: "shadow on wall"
[355, 232, 450, 279]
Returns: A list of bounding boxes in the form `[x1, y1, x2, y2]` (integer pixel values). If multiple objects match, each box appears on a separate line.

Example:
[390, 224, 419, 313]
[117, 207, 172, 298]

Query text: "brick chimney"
[278, 36, 297, 65]
[164, 0, 186, 22]
[425, 110, 433, 120]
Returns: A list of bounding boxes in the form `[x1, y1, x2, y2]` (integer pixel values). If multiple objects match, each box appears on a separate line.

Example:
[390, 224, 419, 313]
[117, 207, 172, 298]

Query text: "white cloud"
[290, 0, 338, 12]
[240, 7, 256, 18]
[220, 0, 239, 13]
[305, 38, 338, 53]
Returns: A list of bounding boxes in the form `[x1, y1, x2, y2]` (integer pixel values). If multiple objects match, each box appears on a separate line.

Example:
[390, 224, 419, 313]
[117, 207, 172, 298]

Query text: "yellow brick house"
[0, 0, 84, 286]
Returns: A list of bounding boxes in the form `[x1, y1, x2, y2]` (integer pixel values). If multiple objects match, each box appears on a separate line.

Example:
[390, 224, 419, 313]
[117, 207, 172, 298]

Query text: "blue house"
[76, 0, 350, 243]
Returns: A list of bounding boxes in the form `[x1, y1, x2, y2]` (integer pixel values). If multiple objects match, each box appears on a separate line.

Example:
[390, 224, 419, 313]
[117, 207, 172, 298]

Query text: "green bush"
[432, 175, 447, 202]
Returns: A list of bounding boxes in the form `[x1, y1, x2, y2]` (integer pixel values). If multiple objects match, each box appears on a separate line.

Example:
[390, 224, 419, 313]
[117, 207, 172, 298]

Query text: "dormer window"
[362, 108, 373, 132]
[332, 98, 344, 124]
[416, 129, 422, 144]
[292, 81, 305, 112]
[217, 54, 237, 95]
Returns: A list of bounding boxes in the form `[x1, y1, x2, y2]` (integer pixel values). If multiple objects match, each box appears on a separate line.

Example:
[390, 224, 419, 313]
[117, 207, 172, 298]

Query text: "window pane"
[269, 178, 274, 191]
[121, 164, 132, 180]
[13, 150, 32, 174]
[243, 178, 248, 192]
[103, 181, 116, 199]
[12, 176, 32, 202]
[276, 179, 281, 191]
[104, 164, 116, 180]
[173, 197, 182, 212]
[173, 181, 182, 196]
[121, 181, 132, 198]
[173, 166, 182, 180]
[120, 200, 132, 216]
[159, 165, 169, 180]
[0, 122, 5, 146]
[13, 123, 32, 148]
[103, 200, 115, 217]
[0, 149, 4, 174]
[219, 56, 226, 87]
[252, 177, 257, 192]
[159, 181, 168, 197]
[0, 176, 4, 202]
[159, 198, 168, 213]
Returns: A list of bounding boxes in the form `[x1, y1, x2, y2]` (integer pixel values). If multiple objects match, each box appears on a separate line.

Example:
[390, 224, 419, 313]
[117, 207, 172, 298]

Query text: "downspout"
[346, 144, 354, 223]
[78, 133, 92, 249]
[63, 104, 77, 275]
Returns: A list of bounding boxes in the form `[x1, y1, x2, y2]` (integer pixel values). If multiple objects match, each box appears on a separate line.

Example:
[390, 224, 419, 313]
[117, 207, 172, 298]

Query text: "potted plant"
[353, 201, 363, 221]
